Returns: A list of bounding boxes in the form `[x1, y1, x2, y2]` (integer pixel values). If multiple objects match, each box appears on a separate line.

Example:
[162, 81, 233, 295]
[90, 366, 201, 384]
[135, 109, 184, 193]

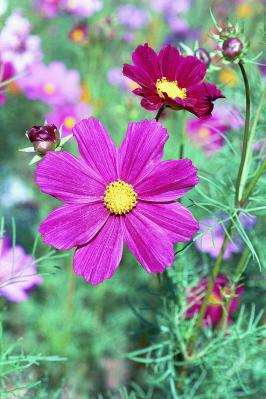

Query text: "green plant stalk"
[239, 84, 266, 199]
[179, 111, 187, 159]
[155, 105, 166, 121]
[240, 158, 266, 206]
[235, 61, 251, 206]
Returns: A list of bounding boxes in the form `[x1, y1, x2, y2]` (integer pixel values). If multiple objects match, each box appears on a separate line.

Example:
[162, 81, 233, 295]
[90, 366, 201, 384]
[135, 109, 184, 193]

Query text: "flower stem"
[235, 61, 251, 206]
[240, 158, 266, 207]
[179, 111, 187, 158]
[155, 105, 165, 121]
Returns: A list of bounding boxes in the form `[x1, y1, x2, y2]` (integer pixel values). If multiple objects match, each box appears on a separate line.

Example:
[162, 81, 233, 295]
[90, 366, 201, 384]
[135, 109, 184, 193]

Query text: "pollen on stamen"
[156, 77, 187, 100]
[104, 179, 138, 215]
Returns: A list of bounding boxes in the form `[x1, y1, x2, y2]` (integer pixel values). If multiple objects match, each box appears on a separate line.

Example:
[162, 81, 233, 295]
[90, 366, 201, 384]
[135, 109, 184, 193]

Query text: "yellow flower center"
[64, 116, 76, 129]
[198, 127, 210, 138]
[104, 180, 137, 215]
[43, 83, 55, 95]
[219, 68, 238, 87]
[236, 3, 253, 18]
[71, 29, 85, 43]
[156, 77, 187, 100]
[209, 293, 222, 305]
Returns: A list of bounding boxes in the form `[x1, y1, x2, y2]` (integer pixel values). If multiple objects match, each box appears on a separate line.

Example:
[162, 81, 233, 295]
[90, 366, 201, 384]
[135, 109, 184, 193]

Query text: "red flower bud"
[194, 48, 211, 68]
[26, 124, 59, 155]
[222, 37, 243, 60]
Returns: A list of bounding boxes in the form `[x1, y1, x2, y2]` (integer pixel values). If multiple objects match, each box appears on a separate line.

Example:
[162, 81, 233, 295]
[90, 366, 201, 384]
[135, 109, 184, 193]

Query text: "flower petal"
[131, 43, 161, 82]
[174, 54, 206, 87]
[39, 203, 109, 250]
[73, 117, 118, 183]
[123, 209, 174, 273]
[158, 45, 181, 81]
[35, 151, 105, 203]
[136, 159, 199, 202]
[186, 83, 225, 119]
[136, 201, 199, 242]
[73, 216, 123, 285]
[118, 119, 169, 185]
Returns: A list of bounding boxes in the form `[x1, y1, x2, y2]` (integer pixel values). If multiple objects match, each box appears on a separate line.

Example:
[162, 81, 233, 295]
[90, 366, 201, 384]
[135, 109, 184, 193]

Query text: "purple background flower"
[0, 237, 42, 302]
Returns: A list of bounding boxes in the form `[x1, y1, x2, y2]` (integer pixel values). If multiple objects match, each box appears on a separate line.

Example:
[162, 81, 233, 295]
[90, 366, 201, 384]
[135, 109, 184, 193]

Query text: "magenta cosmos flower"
[19, 61, 82, 106]
[0, 237, 42, 302]
[123, 44, 225, 118]
[45, 101, 91, 137]
[36, 118, 199, 285]
[185, 274, 243, 327]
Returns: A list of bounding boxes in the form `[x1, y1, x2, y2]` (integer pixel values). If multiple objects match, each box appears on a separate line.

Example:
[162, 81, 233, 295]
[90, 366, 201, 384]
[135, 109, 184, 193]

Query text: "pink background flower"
[0, 237, 42, 302]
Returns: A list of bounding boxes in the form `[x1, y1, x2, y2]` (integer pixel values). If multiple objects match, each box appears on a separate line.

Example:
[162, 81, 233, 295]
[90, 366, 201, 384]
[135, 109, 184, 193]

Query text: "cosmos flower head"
[195, 212, 256, 260]
[185, 274, 244, 327]
[68, 22, 89, 44]
[195, 217, 241, 260]
[35, 0, 62, 18]
[187, 103, 244, 153]
[18, 61, 82, 106]
[62, 0, 102, 17]
[123, 44, 224, 118]
[45, 102, 92, 136]
[0, 10, 42, 73]
[36, 117, 199, 285]
[117, 5, 150, 31]
[0, 60, 15, 106]
[0, 237, 42, 302]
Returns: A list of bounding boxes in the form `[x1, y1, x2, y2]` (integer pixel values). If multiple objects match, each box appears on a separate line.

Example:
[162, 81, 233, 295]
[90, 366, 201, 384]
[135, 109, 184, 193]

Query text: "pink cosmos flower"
[45, 102, 92, 136]
[123, 44, 224, 118]
[35, 0, 62, 18]
[117, 5, 150, 31]
[36, 118, 199, 285]
[187, 103, 244, 153]
[195, 217, 241, 260]
[185, 274, 244, 327]
[18, 62, 82, 106]
[0, 11, 42, 73]
[0, 60, 14, 106]
[0, 237, 42, 302]
[62, 0, 102, 17]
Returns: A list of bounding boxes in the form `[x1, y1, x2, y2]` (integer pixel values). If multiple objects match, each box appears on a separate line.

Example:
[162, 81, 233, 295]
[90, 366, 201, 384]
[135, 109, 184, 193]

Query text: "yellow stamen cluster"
[71, 29, 85, 43]
[156, 77, 187, 100]
[209, 293, 222, 305]
[43, 83, 55, 95]
[104, 180, 137, 215]
[64, 116, 76, 129]
[198, 127, 210, 139]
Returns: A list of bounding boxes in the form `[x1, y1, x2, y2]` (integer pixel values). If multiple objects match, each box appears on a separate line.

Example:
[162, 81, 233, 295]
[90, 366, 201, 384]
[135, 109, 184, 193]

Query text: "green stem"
[179, 111, 187, 159]
[240, 158, 266, 207]
[235, 61, 251, 206]
[234, 246, 251, 280]
[239, 84, 266, 199]
[155, 105, 165, 121]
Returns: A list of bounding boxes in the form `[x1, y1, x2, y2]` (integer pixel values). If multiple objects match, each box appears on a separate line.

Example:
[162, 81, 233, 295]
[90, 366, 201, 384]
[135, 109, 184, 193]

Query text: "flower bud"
[222, 37, 243, 60]
[194, 48, 211, 68]
[26, 124, 59, 155]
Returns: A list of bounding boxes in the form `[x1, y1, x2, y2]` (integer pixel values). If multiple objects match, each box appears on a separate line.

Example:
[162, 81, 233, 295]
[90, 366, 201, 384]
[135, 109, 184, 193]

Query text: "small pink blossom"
[0, 237, 42, 303]
[185, 274, 244, 327]
[19, 61, 82, 106]
[46, 102, 92, 136]
[0, 11, 42, 73]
